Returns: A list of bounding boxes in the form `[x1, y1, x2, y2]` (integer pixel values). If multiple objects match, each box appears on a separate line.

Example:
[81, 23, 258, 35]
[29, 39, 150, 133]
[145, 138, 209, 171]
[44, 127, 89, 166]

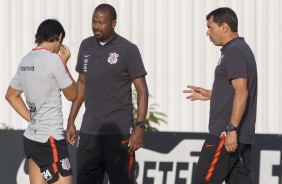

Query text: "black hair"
[206, 7, 238, 32]
[35, 19, 65, 45]
[95, 4, 117, 21]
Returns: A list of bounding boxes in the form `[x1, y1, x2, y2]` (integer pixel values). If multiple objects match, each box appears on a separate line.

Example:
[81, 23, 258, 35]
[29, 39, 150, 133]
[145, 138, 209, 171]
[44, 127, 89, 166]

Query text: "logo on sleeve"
[108, 52, 119, 64]
[217, 55, 224, 65]
[83, 55, 89, 72]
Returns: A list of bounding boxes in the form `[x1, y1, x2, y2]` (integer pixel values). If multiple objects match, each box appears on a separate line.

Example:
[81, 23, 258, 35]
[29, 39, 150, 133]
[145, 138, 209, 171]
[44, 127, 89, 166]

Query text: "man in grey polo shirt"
[6, 19, 77, 184]
[183, 8, 257, 183]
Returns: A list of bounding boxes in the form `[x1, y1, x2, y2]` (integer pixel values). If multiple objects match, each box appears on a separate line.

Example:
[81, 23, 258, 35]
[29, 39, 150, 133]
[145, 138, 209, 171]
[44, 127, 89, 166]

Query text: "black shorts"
[76, 132, 135, 184]
[23, 136, 72, 183]
[192, 133, 252, 184]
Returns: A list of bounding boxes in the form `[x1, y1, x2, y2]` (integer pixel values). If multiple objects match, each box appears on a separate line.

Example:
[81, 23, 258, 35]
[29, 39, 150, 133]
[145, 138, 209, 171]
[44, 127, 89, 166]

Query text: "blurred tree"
[0, 123, 13, 130]
[132, 90, 167, 131]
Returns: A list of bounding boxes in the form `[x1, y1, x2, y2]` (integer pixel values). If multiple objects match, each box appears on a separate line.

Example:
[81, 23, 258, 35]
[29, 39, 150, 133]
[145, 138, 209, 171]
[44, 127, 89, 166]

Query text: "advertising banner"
[0, 131, 281, 184]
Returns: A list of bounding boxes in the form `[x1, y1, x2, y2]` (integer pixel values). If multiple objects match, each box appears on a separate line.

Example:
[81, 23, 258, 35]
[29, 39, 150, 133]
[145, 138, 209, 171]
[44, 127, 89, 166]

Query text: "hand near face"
[59, 44, 71, 64]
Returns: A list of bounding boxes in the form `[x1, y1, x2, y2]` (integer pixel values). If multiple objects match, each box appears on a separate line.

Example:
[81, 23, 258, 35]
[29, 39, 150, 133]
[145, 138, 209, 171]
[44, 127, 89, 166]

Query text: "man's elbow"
[66, 88, 78, 101]
[5, 93, 11, 102]
[239, 89, 248, 102]
[66, 93, 77, 101]
[244, 89, 249, 99]
[138, 87, 149, 98]
[145, 89, 149, 99]
[63, 83, 78, 101]
[5, 91, 14, 103]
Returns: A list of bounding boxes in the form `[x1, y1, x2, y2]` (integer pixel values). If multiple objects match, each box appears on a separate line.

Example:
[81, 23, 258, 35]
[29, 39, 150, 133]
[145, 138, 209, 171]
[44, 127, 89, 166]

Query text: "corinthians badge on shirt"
[108, 52, 119, 64]
[217, 54, 224, 65]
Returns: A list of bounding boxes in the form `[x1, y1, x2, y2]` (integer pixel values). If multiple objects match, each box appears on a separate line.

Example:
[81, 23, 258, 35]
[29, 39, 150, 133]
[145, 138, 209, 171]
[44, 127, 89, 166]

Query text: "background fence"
[1, 130, 281, 184]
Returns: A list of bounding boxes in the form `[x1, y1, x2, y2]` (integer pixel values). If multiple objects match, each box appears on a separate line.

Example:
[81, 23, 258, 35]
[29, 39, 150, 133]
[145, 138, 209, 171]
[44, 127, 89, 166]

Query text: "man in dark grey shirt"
[183, 7, 257, 184]
[66, 4, 149, 184]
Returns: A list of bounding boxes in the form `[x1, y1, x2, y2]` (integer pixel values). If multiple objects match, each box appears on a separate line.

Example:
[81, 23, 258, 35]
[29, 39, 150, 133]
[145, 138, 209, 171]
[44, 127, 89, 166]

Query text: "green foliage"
[132, 90, 167, 131]
[0, 123, 13, 130]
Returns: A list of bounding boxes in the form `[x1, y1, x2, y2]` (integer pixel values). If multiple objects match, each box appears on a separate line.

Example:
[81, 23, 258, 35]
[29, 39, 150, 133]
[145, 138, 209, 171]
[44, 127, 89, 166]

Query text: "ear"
[222, 23, 229, 33]
[58, 33, 63, 43]
[112, 20, 116, 29]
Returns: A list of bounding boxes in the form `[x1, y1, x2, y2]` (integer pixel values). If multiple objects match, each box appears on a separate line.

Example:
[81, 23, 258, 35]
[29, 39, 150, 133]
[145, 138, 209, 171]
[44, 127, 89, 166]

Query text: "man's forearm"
[68, 77, 84, 124]
[208, 90, 212, 100]
[136, 90, 149, 122]
[230, 90, 248, 127]
[68, 97, 84, 122]
[7, 96, 30, 122]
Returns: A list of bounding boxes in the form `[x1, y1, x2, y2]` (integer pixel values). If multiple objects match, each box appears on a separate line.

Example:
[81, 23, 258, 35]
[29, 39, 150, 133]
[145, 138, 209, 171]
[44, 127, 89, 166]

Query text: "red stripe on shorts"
[49, 136, 59, 173]
[129, 152, 134, 179]
[205, 133, 226, 182]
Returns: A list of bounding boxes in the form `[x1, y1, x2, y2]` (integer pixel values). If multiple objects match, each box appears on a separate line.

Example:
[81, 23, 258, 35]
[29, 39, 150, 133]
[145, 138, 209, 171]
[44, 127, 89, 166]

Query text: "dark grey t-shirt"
[76, 34, 147, 135]
[209, 37, 257, 144]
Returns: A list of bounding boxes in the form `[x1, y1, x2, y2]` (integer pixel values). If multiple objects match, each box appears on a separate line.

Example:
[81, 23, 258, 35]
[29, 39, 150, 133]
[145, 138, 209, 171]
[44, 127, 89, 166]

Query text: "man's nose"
[93, 23, 99, 29]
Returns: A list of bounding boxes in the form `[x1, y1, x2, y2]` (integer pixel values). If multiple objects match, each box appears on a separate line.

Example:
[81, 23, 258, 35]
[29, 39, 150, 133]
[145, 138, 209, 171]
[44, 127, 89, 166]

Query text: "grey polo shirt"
[10, 48, 73, 143]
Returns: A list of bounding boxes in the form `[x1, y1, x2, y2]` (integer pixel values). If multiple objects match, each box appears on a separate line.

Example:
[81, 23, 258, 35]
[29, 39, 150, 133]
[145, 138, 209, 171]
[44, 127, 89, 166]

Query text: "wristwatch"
[226, 124, 238, 132]
[136, 122, 146, 129]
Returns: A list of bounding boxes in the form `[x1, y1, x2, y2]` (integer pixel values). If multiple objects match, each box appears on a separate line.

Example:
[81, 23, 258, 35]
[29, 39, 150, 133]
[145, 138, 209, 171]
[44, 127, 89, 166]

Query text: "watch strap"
[227, 124, 238, 131]
[136, 122, 146, 129]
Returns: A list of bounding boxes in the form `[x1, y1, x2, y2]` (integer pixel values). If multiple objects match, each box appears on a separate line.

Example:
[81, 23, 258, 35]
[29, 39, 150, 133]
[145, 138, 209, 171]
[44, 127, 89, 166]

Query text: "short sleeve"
[125, 44, 147, 80]
[75, 41, 85, 74]
[9, 66, 23, 91]
[51, 55, 73, 89]
[226, 47, 248, 80]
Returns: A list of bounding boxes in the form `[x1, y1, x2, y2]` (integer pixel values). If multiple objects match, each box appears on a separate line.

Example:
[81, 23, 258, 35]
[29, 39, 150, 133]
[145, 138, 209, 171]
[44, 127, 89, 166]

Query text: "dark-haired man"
[6, 19, 77, 184]
[183, 7, 257, 183]
[66, 3, 148, 184]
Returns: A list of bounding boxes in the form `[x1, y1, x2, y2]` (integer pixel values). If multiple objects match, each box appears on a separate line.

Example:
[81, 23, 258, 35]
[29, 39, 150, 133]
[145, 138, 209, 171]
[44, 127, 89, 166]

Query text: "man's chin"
[94, 34, 102, 39]
[95, 37, 106, 43]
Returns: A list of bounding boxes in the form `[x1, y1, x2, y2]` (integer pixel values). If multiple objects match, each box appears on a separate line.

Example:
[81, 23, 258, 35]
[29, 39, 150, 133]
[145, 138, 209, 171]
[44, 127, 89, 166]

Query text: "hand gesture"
[59, 44, 71, 64]
[183, 85, 211, 101]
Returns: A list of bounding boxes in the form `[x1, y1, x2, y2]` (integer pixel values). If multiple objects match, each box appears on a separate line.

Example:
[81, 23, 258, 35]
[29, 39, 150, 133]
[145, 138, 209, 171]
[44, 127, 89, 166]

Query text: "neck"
[100, 31, 115, 44]
[222, 32, 239, 46]
[38, 42, 55, 53]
